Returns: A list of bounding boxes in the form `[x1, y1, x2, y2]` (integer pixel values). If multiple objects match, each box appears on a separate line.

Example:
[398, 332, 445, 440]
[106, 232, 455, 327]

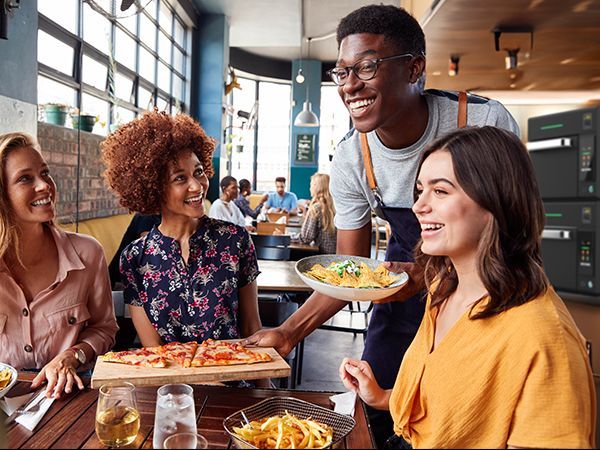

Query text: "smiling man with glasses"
[246, 5, 519, 447]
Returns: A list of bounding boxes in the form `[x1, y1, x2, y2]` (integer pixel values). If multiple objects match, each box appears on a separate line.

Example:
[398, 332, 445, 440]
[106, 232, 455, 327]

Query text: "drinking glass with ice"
[153, 384, 196, 449]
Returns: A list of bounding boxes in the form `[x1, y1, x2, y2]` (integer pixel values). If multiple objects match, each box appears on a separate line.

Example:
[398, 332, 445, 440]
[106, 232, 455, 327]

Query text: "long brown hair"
[308, 173, 335, 232]
[414, 126, 548, 319]
[0, 132, 53, 264]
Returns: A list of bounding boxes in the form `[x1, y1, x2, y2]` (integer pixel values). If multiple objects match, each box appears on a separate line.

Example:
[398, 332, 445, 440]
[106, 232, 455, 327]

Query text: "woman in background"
[0, 132, 117, 398]
[102, 111, 261, 347]
[299, 173, 337, 254]
[234, 178, 268, 220]
[340, 126, 595, 448]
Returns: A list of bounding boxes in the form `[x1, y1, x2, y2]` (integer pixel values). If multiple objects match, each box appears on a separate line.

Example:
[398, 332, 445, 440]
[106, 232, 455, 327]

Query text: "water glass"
[164, 432, 208, 449]
[153, 384, 196, 449]
[95, 381, 140, 447]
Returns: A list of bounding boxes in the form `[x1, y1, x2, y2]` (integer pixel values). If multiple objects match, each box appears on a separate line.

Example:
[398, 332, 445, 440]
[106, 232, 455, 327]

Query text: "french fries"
[0, 367, 12, 390]
[232, 411, 333, 449]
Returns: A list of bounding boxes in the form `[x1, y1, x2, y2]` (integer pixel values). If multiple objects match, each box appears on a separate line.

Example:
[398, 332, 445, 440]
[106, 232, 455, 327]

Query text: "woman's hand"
[339, 358, 390, 410]
[31, 350, 84, 399]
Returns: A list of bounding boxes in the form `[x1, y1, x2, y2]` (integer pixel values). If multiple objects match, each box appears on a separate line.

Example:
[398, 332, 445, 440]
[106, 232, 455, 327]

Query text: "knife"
[4, 388, 46, 425]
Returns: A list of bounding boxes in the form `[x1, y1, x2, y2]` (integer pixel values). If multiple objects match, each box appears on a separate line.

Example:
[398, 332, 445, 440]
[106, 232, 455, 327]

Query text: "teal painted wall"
[289, 58, 321, 200]
[194, 14, 229, 202]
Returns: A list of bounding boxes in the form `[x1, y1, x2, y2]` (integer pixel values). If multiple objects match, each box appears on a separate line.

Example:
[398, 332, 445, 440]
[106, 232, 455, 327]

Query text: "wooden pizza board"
[90, 347, 290, 388]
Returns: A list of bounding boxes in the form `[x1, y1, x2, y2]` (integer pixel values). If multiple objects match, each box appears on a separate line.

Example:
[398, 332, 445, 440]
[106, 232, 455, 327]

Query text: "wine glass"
[153, 384, 196, 449]
[95, 381, 140, 447]
[164, 432, 208, 449]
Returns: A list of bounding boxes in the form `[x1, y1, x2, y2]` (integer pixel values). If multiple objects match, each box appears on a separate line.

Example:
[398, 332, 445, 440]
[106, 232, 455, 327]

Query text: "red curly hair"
[102, 111, 215, 214]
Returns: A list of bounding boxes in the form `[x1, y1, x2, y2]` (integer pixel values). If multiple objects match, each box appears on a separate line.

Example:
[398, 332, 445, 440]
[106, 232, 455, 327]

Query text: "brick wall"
[37, 122, 128, 223]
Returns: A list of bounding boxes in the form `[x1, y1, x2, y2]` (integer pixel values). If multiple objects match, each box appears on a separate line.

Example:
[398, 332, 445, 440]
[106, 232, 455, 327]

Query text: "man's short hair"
[275, 177, 286, 184]
[336, 4, 425, 57]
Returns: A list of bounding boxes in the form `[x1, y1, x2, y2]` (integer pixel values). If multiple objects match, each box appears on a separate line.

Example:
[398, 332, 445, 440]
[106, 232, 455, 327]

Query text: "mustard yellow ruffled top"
[389, 286, 596, 448]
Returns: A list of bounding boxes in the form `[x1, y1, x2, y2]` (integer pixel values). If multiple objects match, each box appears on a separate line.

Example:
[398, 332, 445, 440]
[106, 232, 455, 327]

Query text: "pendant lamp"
[294, 37, 319, 127]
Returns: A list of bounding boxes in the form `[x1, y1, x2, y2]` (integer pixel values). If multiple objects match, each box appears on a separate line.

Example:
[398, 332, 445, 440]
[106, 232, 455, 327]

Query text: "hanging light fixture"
[294, 36, 319, 127]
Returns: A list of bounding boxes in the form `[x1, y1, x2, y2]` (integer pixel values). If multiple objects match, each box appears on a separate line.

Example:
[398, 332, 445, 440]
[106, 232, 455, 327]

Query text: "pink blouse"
[0, 225, 118, 370]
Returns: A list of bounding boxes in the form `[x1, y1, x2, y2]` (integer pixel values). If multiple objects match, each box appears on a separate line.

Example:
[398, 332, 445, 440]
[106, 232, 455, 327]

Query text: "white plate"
[0, 363, 18, 399]
[295, 255, 409, 302]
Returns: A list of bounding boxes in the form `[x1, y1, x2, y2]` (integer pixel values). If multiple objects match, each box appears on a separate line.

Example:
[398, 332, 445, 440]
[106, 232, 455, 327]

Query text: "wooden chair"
[373, 217, 391, 259]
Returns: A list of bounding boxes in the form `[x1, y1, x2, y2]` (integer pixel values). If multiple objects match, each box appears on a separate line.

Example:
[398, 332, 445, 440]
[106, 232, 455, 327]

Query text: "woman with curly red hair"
[102, 111, 261, 347]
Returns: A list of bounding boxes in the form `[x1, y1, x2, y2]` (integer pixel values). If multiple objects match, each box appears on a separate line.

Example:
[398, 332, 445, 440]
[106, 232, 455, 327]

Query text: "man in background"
[264, 176, 299, 215]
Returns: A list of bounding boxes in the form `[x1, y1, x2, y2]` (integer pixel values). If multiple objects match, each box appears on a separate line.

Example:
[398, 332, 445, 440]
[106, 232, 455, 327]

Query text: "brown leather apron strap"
[360, 133, 378, 191]
[458, 91, 468, 128]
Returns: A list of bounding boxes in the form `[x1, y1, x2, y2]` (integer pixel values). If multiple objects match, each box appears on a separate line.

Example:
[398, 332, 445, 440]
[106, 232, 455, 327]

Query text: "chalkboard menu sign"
[295, 133, 316, 164]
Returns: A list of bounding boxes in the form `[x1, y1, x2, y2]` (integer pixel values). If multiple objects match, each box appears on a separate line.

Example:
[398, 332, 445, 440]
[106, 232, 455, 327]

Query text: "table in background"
[256, 260, 313, 293]
[7, 374, 374, 449]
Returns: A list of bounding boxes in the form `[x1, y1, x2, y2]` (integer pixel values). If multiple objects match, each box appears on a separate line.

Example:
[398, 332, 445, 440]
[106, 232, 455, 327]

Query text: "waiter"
[245, 4, 519, 446]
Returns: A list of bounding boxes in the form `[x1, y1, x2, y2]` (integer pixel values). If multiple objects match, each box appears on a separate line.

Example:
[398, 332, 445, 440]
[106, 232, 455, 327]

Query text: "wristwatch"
[68, 347, 87, 366]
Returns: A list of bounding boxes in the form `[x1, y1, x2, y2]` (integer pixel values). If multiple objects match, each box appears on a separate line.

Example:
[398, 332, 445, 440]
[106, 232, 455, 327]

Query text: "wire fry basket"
[223, 396, 356, 449]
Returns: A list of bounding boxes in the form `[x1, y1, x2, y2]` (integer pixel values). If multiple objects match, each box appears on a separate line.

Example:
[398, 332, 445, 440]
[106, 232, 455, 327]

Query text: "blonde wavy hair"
[308, 173, 335, 232]
[0, 132, 51, 264]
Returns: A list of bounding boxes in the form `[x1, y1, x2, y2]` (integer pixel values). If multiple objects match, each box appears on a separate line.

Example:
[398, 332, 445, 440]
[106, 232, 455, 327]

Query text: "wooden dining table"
[6, 373, 375, 449]
[256, 260, 313, 293]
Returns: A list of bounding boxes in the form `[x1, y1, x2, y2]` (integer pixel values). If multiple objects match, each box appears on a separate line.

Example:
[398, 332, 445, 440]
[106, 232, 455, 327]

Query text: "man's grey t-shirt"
[330, 89, 520, 231]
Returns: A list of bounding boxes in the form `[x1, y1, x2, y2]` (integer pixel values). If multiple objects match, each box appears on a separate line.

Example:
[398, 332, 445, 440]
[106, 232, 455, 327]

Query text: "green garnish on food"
[327, 259, 361, 277]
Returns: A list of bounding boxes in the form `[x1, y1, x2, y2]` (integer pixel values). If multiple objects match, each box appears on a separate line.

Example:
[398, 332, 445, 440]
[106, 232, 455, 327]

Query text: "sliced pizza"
[99, 347, 167, 368]
[191, 339, 272, 367]
[158, 341, 198, 368]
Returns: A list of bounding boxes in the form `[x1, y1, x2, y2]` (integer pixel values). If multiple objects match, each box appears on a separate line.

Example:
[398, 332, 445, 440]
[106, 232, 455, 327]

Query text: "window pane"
[174, 19, 185, 48]
[140, 13, 156, 51]
[229, 79, 257, 185]
[38, 75, 76, 108]
[81, 93, 109, 136]
[157, 62, 171, 92]
[115, 28, 136, 71]
[319, 85, 350, 174]
[82, 55, 107, 91]
[117, 15, 137, 35]
[173, 75, 183, 102]
[139, 46, 156, 83]
[156, 96, 168, 112]
[173, 47, 184, 74]
[38, 30, 74, 76]
[115, 107, 135, 125]
[115, 73, 134, 103]
[38, 0, 78, 34]
[159, 2, 173, 33]
[158, 30, 172, 64]
[139, 85, 154, 109]
[83, 4, 111, 54]
[256, 82, 290, 191]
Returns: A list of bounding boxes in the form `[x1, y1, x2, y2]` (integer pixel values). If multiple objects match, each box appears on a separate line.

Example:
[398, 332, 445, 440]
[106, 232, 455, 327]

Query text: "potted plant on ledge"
[40, 103, 70, 126]
[71, 109, 99, 133]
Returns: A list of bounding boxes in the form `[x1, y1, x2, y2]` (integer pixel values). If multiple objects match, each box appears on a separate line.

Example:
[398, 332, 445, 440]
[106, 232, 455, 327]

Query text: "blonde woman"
[299, 173, 337, 254]
[0, 132, 117, 398]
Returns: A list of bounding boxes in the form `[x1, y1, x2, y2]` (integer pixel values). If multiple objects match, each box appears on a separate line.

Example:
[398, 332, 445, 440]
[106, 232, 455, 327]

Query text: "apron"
[359, 92, 468, 389]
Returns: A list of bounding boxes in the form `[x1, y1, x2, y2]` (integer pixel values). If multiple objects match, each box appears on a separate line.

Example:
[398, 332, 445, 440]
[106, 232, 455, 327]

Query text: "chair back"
[256, 246, 291, 261]
[258, 299, 298, 327]
[252, 233, 291, 248]
[256, 222, 286, 235]
[112, 290, 125, 317]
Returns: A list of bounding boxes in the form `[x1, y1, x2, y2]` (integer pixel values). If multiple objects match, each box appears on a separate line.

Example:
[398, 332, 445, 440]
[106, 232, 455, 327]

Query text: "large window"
[37, 0, 193, 135]
[227, 77, 291, 193]
[318, 85, 350, 174]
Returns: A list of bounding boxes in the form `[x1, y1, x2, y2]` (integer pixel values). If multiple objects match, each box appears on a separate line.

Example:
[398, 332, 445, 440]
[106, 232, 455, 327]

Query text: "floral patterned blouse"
[120, 217, 260, 343]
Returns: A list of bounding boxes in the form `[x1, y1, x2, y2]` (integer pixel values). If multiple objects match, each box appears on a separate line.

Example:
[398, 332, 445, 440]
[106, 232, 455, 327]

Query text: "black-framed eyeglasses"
[327, 53, 414, 86]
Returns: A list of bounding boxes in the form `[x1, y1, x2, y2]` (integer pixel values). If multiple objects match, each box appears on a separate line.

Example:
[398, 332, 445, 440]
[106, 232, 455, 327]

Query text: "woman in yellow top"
[340, 126, 596, 448]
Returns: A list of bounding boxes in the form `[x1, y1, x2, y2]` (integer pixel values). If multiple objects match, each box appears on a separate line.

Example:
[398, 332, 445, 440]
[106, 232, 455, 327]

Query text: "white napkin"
[2, 390, 55, 431]
[329, 391, 356, 416]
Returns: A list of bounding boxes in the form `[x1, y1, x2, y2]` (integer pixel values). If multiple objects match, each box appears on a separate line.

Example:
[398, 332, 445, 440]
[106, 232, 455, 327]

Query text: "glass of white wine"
[95, 381, 140, 447]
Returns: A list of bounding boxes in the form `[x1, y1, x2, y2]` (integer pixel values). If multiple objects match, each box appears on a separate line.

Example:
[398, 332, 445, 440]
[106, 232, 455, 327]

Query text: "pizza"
[158, 341, 198, 368]
[191, 339, 272, 367]
[99, 347, 167, 368]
